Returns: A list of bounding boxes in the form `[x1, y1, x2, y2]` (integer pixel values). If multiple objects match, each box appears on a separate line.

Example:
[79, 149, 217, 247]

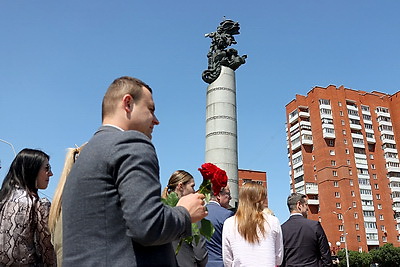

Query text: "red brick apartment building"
[238, 169, 267, 206]
[285, 85, 400, 252]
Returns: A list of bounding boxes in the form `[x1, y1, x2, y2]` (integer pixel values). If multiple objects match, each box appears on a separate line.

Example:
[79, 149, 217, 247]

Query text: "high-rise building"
[285, 85, 400, 252]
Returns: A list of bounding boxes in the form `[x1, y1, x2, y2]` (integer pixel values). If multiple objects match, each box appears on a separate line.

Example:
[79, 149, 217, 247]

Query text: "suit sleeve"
[316, 222, 332, 266]
[113, 135, 191, 246]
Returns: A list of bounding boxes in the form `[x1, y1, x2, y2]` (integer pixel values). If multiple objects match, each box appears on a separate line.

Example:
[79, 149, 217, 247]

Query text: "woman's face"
[179, 178, 195, 197]
[36, 159, 53, 189]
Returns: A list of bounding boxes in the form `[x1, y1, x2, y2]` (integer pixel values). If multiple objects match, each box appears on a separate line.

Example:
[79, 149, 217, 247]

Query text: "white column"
[205, 66, 239, 207]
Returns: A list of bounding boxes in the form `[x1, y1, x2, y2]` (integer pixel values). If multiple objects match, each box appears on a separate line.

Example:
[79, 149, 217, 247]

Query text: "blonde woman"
[222, 182, 283, 267]
[162, 170, 208, 267]
[48, 145, 85, 266]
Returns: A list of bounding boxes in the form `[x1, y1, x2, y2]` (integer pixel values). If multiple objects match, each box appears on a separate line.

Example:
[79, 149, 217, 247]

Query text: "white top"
[222, 213, 283, 267]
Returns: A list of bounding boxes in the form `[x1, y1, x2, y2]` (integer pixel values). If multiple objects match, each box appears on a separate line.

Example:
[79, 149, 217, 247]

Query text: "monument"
[202, 19, 247, 207]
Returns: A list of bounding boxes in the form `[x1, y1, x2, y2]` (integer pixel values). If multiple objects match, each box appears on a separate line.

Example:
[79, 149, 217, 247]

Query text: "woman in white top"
[222, 182, 283, 267]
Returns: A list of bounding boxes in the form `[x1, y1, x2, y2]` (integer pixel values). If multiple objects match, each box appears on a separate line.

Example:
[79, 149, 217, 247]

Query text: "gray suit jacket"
[62, 126, 191, 266]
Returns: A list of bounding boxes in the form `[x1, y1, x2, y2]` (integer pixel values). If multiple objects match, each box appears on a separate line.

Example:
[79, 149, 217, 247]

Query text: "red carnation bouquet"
[161, 163, 228, 254]
[198, 163, 228, 197]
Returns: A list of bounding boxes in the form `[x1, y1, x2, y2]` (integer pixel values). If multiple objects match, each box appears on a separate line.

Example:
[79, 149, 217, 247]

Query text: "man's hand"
[177, 193, 208, 223]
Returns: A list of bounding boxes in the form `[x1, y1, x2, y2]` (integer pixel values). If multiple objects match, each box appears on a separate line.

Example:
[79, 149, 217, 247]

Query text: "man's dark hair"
[287, 192, 307, 212]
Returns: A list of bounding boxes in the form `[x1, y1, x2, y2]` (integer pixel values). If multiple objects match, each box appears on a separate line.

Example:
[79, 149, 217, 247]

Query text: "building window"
[336, 203, 341, 208]
[373, 174, 377, 180]
[371, 164, 376, 170]
[339, 225, 344, 231]
[345, 149, 349, 154]
[344, 139, 348, 144]
[340, 111, 344, 116]
[357, 236, 361, 242]
[351, 191, 355, 197]
[331, 160, 336, 166]
[338, 102, 342, 106]
[350, 180, 354, 186]
[381, 225, 386, 231]
[340, 236, 345, 242]
[328, 140, 335, 147]
[377, 194, 381, 200]
[353, 201, 357, 207]
[355, 224, 360, 230]
[374, 184, 379, 189]
[341, 120, 345, 125]
[342, 130, 346, 135]
[335, 192, 340, 198]
[383, 236, 387, 242]
[334, 181, 338, 187]
[333, 171, 338, 177]
[354, 212, 358, 219]
[347, 159, 351, 165]
[380, 215, 384, 220]
[330, 150, 335, 156]
[349, 169, 352, 175]
[370, 154, 374, 159]
[312, 155, 315, 160]
[378, 204, 382, 209]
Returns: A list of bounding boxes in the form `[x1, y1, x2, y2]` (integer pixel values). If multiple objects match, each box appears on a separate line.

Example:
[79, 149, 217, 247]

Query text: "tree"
[370, 243, 400, 267]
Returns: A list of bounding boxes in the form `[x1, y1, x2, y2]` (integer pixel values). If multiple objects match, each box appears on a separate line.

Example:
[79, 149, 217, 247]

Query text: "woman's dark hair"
[0, 148, 50, 207]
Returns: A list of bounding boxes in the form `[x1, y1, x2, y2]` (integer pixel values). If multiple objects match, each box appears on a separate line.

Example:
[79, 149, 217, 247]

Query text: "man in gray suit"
[280, 193, 332, 267]
[62, 76, 207, 266]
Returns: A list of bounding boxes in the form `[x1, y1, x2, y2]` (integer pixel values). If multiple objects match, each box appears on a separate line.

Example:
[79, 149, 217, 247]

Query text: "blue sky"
[1, 1, 400, 223]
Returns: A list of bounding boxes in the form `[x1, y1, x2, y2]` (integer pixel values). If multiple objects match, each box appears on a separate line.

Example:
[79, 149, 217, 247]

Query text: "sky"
[1, 1, 400, 223]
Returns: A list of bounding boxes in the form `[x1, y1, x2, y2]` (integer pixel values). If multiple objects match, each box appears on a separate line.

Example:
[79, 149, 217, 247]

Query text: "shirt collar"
[103, 124, 124, 132]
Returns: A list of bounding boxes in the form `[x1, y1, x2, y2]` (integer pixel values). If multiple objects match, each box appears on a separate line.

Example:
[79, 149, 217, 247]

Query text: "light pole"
[333, 207, 351, 267]
[0, 138, 16, 157]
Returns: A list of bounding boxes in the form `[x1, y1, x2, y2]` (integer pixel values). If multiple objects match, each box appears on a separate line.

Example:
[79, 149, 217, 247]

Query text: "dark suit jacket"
[204, 201, 234, 267]
[62, 126, 191, 266]
[281, 214, 332, 267]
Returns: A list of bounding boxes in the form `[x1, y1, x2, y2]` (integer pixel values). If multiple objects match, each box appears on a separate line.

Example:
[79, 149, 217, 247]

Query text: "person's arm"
[316, 222, 333, 266]
[35, 199, 56, 267]
[272, 216, 284, 266]
[222, 219, 233, 267]
[114, 134, 192, 246]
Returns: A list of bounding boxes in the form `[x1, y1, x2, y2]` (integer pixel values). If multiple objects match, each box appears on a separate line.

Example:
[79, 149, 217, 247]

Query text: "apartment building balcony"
[362, 205, 375, 211]
[387, 166, 400, 173]
[352, 132, 364, 139]
[389, 176, 400, 183]
[365, 228, 378, 234]
[360, 194, 373, 201]
[390, 185, 400, 193]
[393, 206, 400, 213]
[301, 132, 313, 145]
[322, 125, 335, 139]
[353, 141, 365, 149]
[289, 122, 299, 134]
[305, 183, 318, 194]
[376, 110, 391, 118]
[385, 157, 400, 164]
[393, 197, 400, 203]
[381, 136, 396, 145]
[367, 240, 380, 246]
[359, 184, 372, 190]
[349, 122, 362, 130]
[348, 114, 361, 121]
[366, 136, 376, 144]
[299, 110, 310, 118]
[383, 147, 398, 154]
[308, 199, 319, 205]
[289, 113, 299, 124]
[354, 153, 367, 159]
[378, 119, 392, 127]
[364, 216, 377, 222]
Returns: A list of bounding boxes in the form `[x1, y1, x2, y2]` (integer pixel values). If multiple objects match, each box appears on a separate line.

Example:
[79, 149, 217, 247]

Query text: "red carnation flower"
[198, 163, 228, 196]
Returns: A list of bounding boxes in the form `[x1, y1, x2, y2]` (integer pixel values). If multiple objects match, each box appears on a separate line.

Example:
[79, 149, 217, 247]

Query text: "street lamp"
[333, 207, 351, 267]
[0, 138, 16, 156]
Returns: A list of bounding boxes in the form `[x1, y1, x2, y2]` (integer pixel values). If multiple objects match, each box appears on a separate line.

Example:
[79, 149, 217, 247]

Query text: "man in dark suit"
[281, 193, 332, 267]
[62, 76, 208, 266]
[205, 186, 234, 267]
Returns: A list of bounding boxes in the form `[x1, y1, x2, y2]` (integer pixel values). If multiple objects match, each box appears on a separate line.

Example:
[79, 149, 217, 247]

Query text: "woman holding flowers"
[162, 170, 208, 267]
[222, 181, 283, 267]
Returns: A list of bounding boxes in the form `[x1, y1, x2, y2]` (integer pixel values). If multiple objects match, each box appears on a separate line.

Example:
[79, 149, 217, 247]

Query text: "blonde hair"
[235, 182, 267, 244]
[161, 170, 193, 199]
[48, 144, 85, 234]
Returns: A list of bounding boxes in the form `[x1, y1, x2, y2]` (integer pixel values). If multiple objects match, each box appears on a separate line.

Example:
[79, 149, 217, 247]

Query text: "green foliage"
[336, 244, 400, 267]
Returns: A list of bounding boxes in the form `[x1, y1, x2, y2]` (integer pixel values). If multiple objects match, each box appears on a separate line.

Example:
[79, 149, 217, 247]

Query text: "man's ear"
[123, 94, 134, 113]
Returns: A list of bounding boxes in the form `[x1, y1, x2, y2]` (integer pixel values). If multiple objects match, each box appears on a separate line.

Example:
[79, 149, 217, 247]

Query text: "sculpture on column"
[202, 19, 247, 84]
